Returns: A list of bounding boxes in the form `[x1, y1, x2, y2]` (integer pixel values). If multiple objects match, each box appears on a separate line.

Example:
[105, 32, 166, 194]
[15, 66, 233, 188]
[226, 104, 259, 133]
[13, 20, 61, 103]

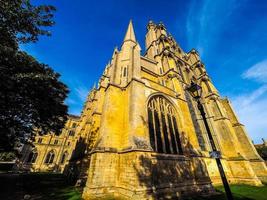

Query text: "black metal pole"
[197, 100, 233, 200]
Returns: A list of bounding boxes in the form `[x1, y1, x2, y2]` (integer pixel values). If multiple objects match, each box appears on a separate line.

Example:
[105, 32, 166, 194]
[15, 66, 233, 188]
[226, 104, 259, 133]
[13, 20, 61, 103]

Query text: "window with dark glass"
[69, 130, 75, 136]
[54, 140, 58, 145]
[123, 67, 127, 77]
[60, 152, 68, 164]
[27, 151, 38, 163]
[37, 138, 42, 143]
[147, 95, 183, 154]
[44, 151, 55, 164]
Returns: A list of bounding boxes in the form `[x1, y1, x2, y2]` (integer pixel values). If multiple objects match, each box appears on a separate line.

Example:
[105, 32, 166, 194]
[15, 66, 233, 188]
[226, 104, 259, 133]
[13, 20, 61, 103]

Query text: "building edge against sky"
[20, 20, 267, 199]
[81, 20, 267, 199]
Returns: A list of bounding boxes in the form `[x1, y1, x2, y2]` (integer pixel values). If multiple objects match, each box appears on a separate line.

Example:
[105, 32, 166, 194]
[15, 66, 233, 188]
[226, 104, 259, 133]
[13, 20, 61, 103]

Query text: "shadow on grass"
[0, 172, 266, 200]
[30, 186, 82, 200]
[0, 172, 82, 200]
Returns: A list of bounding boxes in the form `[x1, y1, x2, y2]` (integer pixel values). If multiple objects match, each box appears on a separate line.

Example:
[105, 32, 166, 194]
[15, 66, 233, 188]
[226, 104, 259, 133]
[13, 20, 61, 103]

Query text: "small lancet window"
[27, 151, 38, 163]
[60, 152, 68, 164]
[69, 130, 75, 136]
[123, 67, 127, 77]
[44, 150, 55, 164]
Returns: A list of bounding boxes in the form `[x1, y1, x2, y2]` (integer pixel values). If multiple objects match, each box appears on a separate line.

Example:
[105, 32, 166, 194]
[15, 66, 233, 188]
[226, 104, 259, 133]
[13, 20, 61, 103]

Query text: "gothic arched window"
[147, 95, 183, 154]
[44, 150, 55, 164]
[60, 151, 68, 164]
[27, 151, 38, 163]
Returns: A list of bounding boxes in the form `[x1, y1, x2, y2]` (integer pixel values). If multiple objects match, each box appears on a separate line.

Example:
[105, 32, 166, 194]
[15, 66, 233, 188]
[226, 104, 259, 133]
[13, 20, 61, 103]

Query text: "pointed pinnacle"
[111, 46, 119, 59]
[123, 20, 136, 42]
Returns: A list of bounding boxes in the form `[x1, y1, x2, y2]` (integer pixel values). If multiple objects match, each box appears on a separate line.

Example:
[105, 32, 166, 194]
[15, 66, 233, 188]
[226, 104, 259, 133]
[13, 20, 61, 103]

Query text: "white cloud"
[242, 59, 267, 83]
[232, 85, 267, 108]
[232, 95, 267, 144]
[231, 60, 267, 143]
[75, 86, 89, 102]
[65, 98, 77, 105]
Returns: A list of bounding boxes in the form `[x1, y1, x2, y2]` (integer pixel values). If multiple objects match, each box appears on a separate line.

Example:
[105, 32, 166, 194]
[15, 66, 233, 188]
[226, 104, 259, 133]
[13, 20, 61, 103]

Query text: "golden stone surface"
[21, 20, 267, 199]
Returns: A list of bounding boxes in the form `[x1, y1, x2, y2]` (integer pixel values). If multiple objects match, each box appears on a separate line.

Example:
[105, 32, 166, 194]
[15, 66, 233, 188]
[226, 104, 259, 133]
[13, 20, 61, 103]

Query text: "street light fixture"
[187, 81, 233, 200]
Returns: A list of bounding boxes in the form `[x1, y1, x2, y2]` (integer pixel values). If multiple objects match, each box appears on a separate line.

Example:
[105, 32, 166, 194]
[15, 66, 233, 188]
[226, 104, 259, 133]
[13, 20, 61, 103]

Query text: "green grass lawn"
[214, 184, 267, 200]
[0, 172, 82, 200]
[186, 184, 267, 200]
[38, 184, 267, 200]
[32, 186, 82, 200]
[0, 173, 266, 200]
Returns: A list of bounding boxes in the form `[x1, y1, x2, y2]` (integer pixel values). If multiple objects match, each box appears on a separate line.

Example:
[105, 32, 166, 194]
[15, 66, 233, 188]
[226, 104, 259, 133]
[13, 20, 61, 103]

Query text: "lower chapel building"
[21, 21, 267, 199]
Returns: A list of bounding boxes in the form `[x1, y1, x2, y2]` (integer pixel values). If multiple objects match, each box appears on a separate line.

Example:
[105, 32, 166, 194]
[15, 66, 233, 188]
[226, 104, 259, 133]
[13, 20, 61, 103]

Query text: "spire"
[123, 20, 136, 43]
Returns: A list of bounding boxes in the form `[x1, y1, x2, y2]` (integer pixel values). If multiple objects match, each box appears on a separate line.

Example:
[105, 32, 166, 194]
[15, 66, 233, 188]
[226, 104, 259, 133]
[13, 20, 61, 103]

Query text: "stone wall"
[83, 150, 214, 199]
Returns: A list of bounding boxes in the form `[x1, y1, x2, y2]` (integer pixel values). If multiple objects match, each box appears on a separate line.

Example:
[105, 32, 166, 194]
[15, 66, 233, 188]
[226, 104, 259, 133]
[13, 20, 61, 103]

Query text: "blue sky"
[21, 0, 267, 143]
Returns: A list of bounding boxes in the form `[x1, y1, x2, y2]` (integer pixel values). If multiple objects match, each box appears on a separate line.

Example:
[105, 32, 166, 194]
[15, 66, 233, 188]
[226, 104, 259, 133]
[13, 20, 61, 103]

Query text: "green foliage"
[0, 0, 68, 152]
[256, 146, 267, 160]
[0, 0, 56, 49]
[0, 151, 16, 161]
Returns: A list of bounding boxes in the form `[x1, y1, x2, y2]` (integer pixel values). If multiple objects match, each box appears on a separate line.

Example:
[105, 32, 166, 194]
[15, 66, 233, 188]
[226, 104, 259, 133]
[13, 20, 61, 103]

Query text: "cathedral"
[21, 20, 267, 199]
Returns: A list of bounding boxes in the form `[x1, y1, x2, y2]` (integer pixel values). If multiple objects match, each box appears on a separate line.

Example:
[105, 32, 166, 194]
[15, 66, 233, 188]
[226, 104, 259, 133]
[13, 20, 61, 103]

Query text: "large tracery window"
[148, 95, 183, 154]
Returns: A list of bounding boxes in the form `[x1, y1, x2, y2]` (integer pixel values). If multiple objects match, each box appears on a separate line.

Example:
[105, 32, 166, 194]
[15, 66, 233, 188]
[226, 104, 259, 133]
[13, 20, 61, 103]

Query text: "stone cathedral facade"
[21, 20, 267, 199]
[79, 21, 267, 199]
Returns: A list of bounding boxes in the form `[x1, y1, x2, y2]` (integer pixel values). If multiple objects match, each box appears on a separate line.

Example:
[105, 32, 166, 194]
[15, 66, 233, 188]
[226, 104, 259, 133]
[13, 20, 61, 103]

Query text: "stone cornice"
[105, 78, 145, 92]
[232, 122, 244, 127]
[140, 55, 158, 64]
[141, 66, 159, 77]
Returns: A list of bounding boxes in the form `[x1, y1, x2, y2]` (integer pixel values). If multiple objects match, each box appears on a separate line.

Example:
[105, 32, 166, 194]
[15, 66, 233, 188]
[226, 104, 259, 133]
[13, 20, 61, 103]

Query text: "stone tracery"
[147, 95, 183, 154]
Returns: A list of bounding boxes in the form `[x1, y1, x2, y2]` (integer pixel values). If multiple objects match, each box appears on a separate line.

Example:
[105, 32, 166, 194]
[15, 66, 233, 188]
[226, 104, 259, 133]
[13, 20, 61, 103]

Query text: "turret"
[156, 21, 167, 37]
[109, 20, 141, 86]
[145, 20, 159, 59]
[145, 21, 175, 60]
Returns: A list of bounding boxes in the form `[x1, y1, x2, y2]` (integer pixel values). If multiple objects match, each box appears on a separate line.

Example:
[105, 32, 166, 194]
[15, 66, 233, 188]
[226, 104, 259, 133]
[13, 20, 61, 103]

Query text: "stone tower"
[80, 21, 267, 199]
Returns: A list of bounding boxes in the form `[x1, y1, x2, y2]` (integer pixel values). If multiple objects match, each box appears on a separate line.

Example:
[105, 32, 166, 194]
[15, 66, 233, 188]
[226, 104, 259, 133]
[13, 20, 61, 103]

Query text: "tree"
[0, 0, 56, 48]
[0, 0, 69, 152]
[256, 146, 267, 160]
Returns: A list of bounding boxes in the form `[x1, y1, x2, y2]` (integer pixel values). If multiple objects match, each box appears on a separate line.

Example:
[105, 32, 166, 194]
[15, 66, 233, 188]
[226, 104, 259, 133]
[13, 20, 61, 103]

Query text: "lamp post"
[187, 81, 233, 200]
